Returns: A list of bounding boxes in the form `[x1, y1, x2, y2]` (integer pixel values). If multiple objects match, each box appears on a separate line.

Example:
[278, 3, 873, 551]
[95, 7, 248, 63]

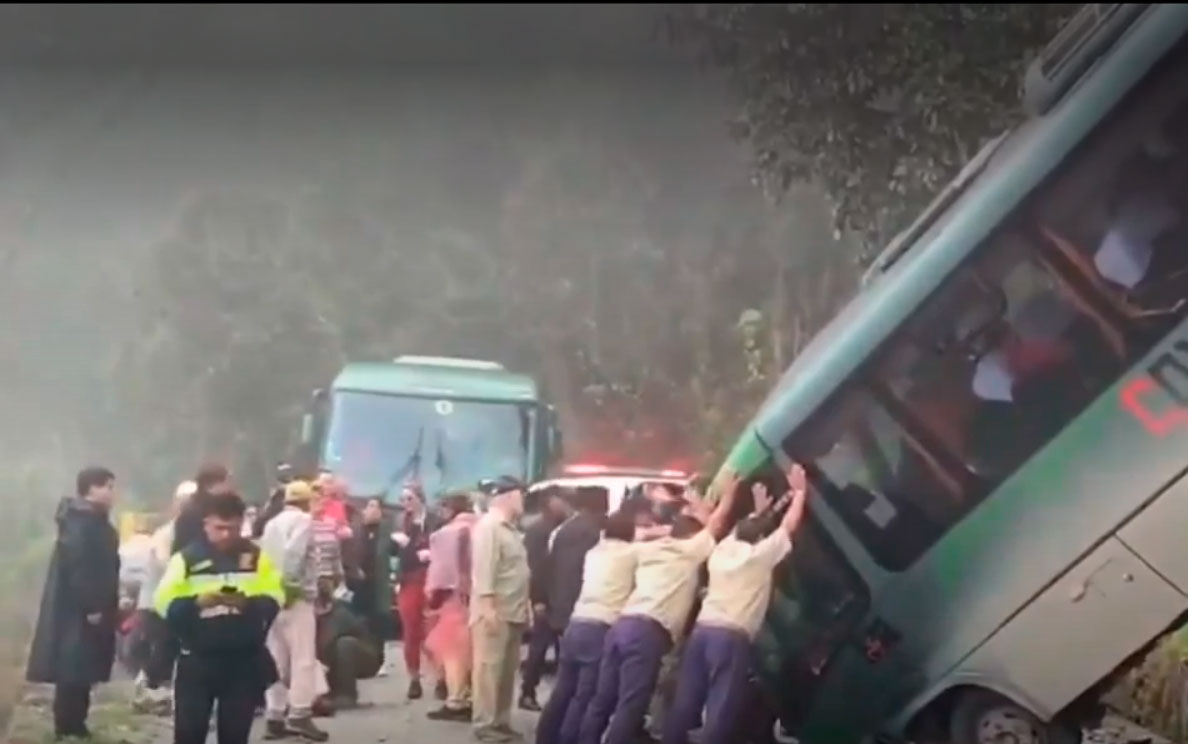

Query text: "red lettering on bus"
[1120, 376, 1188, 436]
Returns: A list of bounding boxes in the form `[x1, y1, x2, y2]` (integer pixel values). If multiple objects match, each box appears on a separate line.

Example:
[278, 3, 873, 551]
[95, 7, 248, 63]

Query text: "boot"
[287, 716, 330, 742]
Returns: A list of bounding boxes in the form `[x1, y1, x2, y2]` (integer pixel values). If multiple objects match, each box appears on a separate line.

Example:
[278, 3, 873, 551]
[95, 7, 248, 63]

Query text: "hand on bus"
[784, 462, 807, 497]
[781, 463, 810, 535]
[707, 467, 741, 505]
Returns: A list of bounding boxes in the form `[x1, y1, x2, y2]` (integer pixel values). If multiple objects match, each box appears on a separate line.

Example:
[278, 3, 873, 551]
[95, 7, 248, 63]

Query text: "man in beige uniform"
[470, 476, 531, 743]
[578, 474, 739, 744]
[661, 464, 809, 744]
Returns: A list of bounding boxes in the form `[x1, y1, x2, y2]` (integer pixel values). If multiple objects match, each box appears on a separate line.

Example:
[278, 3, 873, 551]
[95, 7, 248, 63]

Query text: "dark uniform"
[155, 536, 284, 744]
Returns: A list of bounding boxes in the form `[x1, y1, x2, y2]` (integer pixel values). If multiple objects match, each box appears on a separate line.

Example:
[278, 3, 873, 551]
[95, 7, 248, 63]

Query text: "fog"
[0, 5, 844, 505]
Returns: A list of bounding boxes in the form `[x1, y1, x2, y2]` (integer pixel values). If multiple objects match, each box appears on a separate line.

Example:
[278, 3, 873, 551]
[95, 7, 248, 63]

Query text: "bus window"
[758, 512, 869, 729]
[1036, 43, 1188, 339]
[889, 233, 1121, 486]
[787, 389, 958, 570]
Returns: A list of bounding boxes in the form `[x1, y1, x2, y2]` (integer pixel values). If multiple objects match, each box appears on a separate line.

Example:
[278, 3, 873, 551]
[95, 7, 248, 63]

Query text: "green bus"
[719, 5, 1188, 743]
[297, 355, 562, 503]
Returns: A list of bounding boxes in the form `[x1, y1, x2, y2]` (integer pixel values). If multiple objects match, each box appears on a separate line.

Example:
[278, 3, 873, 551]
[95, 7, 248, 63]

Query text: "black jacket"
[171, 490, 211, 555]
[545, 512, 602, 630]
[316, 600, 383, 676]
[524, 515, 559, 607]
[26, 497, 120, 685]
[394, 512, 435, 579]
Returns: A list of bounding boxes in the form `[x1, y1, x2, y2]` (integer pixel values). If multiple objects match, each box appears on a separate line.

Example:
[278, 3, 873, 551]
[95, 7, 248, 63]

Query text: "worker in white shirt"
[577, 472, 739, 744]
[661, 463, 808, 744]
[535, 510, 638, 744]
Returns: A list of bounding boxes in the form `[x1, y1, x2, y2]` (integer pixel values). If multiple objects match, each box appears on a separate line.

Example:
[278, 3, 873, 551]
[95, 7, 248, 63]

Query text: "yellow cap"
[285, 480, 314, 504]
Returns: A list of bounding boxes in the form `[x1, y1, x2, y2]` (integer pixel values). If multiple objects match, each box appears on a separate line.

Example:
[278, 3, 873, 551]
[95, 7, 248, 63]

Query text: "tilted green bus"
[719, 5, 1188, 743]
[297, 355, 562, 503]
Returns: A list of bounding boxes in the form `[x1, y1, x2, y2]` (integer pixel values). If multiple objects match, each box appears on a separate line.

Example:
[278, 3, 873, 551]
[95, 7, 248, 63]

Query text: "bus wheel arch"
[940, 687, 1081, 744]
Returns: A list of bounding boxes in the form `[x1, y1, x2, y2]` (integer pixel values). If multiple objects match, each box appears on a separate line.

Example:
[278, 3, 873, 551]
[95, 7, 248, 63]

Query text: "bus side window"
[786, 389, 957, 570]
[1035, 43, 1188, 338]
[888, 231, 1122, 489]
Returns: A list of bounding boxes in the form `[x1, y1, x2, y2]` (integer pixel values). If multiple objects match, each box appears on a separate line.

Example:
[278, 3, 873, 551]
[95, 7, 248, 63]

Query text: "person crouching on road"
[154, 490, 284, 744]
[314, 584, 383, 710]
[425, 492, 479, 722]
[258, 481, 330, 742]
[535, 509, 639, 744]
[661, 464, 809, 744]
[471, 476, 532, 744]
[577, 473, 740, 744]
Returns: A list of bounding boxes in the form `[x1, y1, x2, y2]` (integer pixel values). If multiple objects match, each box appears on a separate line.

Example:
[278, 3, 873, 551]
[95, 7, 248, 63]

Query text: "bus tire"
[949, 689, 1081, 744]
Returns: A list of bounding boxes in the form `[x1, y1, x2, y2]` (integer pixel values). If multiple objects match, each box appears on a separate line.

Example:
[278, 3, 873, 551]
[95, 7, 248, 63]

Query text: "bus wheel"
[950, 690, 1081, 744]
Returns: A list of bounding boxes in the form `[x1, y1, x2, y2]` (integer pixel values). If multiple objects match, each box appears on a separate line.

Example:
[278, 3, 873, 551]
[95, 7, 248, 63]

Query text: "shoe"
[474, 726, 517, 743]
[435, 679, 448, 700]
[408, 678, 423, 700]
[287, 716, 330, 742]
[518, 694, 541, 712]
[493, 725, 525, 741]
[428, 704, 472, 722]
[263, 720, 288, 740]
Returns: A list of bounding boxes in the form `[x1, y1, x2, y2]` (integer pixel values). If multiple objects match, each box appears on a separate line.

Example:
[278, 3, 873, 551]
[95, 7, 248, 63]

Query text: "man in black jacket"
[519, 487, 586, 711]
[171, 463, 232, 555]
[27, 466, 121, 741]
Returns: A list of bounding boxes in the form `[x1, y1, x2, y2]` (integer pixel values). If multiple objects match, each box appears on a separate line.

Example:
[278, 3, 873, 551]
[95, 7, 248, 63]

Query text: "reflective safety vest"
[154, 537, 284, 653]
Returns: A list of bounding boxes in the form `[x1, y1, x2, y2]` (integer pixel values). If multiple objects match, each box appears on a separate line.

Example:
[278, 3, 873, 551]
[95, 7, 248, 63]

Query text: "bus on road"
[296, 355, 562, 504]
[717, 5, 1188, 743]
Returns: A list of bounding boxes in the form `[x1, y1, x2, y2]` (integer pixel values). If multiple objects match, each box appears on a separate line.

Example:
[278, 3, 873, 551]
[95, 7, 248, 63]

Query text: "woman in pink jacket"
[423, 493, 479, 722]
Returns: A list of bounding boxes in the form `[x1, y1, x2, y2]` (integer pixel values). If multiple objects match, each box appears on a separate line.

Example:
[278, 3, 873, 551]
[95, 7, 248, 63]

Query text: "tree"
[664, 3, 1074, 255]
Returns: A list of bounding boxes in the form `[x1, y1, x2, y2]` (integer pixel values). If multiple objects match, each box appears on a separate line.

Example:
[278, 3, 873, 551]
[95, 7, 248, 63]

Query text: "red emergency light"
[562, 462, 689, 479]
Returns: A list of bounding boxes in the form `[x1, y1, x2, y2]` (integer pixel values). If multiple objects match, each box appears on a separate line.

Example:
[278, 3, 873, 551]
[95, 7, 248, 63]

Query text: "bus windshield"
[322, 391, 532, 502]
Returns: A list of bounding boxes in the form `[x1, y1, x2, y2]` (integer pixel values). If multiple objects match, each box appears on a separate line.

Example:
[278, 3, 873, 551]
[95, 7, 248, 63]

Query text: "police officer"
[155, 490, 284, 744]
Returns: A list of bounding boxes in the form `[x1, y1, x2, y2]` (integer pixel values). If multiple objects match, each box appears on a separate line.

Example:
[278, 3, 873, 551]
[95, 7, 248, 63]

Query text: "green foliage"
[664, 3, 1075, 255]
[112, 79, 859, 488]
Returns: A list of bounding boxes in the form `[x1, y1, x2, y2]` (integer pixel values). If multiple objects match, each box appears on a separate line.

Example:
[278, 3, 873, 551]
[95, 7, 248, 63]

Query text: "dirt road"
[6, 641, 1168, 744]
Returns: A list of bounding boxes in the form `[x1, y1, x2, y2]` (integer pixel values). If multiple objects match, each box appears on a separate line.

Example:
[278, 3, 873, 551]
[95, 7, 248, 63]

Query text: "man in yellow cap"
[257, 481, 329, 742]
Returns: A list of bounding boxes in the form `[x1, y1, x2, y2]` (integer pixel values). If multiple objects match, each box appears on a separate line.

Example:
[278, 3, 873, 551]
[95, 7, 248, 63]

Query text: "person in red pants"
[393, 485, 434, 700]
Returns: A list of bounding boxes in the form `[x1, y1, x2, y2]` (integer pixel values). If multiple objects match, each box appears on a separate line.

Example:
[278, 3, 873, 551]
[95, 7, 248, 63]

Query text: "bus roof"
[750, 4, 1187, 449]
[331, 359, 540, 402]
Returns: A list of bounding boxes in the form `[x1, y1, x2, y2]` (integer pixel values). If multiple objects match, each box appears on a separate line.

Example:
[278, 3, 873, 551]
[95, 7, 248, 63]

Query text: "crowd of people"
[25, 458, 811, 744]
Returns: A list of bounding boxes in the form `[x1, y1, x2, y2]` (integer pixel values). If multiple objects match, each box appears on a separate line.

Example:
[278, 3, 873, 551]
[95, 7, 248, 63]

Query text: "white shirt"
[259, 507, 314, 592]
[571, 539, 638, 625]
[620, 530, 716, 640]
[1096, 193, 1178, 289]
[697, 530, 793, 639]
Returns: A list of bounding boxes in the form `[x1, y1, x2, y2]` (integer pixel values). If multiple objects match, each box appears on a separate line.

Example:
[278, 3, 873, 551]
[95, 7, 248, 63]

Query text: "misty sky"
[0, 5, 754, 471]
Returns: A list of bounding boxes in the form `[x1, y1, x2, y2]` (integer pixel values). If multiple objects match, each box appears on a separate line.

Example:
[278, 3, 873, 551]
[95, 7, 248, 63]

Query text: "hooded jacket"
[26, 496, 121, 685]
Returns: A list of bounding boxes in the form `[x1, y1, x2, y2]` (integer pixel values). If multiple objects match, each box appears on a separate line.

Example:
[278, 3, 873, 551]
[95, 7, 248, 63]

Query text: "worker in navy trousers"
[661, 464, 809, 744]
[577, 473, 740, 744]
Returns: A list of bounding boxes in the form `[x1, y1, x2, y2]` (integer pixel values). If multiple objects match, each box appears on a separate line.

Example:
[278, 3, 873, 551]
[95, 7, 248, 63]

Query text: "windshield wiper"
[386, 425, 424, 493]
[433, 429, 447, 489]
